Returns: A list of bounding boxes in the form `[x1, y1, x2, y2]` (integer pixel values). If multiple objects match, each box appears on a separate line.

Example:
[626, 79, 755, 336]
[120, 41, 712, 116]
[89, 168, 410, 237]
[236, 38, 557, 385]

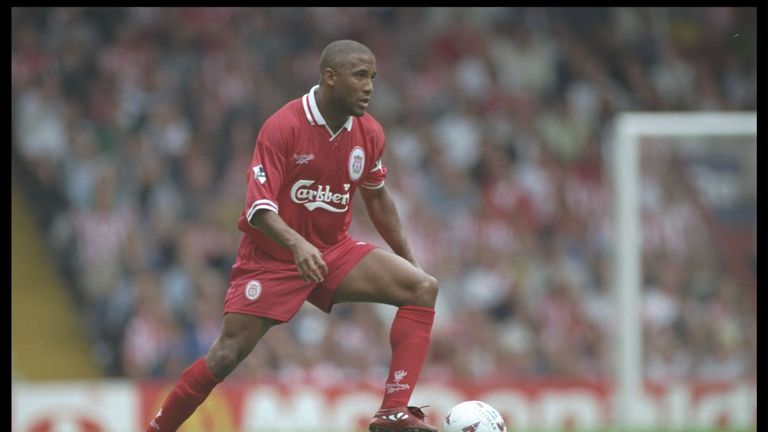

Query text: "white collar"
[302, 85, 353, 138]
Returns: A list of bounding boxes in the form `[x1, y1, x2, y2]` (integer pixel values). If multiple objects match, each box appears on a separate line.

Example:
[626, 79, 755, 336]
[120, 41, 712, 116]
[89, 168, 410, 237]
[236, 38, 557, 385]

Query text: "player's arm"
[248, 209, 328, 283]
[359, 185, 420, 269]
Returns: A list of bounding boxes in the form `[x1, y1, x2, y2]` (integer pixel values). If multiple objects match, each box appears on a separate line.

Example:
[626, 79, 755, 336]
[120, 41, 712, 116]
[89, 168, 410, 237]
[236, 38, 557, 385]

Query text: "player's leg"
[331, 248, 438, 432]
[146, 313, 277, 432]
[331, 248, 438, 307]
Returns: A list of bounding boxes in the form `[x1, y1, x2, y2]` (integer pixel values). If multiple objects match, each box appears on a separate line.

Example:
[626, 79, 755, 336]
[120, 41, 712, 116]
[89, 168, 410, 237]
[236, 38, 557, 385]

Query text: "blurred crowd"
[12, 7, 756, 383]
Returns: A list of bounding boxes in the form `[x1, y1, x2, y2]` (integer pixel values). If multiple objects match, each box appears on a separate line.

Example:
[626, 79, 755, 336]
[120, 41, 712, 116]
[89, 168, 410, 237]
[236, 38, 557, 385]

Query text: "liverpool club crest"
[348, 146, 365, 181]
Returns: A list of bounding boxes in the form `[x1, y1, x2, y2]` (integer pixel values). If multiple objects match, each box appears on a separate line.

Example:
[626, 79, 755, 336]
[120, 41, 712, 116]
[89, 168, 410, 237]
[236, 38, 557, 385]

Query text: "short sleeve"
[244, 123, 288, 223]
[360, 119, 388, 189]
[360, 158, 387, 189]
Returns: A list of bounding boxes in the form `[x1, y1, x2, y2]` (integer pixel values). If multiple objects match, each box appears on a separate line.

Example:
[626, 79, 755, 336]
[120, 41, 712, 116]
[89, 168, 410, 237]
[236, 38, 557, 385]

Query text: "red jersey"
[236, 85, 388, 262]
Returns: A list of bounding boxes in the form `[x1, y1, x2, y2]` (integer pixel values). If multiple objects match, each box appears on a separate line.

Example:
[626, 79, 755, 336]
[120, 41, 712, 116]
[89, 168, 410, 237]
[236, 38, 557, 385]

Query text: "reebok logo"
[149, 408, 163, 430]
[294, 153, 315, 165]
[381, 412, 409, 421]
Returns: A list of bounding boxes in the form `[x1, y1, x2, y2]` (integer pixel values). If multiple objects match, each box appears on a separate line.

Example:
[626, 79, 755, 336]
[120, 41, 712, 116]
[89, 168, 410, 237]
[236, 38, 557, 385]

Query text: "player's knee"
[409, 273, 438, 308]
[205, 341, 243, 379]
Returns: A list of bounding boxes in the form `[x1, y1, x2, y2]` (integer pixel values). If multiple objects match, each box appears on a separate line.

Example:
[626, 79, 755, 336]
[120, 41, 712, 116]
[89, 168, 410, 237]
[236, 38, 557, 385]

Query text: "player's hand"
[291, 239, 328, 283]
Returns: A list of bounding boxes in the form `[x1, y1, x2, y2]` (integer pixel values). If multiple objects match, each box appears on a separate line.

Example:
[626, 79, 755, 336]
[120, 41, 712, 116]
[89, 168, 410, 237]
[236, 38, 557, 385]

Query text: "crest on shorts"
[245, 280, 262, 301]
[348, 146, 365, 181]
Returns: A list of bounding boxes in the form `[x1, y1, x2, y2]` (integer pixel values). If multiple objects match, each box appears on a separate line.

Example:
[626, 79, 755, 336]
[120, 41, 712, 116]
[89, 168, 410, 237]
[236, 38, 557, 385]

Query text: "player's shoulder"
[357, 111, 383, 129]
[258, 97, 305, 141]
[356, 112, 386, 141]
[262, 98, 304, 130]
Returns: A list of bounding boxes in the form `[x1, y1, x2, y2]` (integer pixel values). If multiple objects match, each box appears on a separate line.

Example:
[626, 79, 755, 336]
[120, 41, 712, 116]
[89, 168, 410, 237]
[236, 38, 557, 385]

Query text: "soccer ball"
[443, 400, 507, 432]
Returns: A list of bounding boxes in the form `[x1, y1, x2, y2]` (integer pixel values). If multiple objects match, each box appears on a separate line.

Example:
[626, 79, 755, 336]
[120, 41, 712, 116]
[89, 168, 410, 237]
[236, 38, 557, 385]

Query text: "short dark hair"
[319, 40, 374, 72]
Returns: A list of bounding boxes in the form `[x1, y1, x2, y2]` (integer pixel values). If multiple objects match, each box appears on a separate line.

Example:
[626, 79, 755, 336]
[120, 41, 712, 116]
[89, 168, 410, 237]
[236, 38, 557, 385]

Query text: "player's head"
[318, 39, 376, 117]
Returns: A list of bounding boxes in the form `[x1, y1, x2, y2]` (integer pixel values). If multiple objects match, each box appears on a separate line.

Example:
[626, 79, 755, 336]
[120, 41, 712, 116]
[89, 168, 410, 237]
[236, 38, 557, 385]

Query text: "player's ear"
[322, 67, 336, 87]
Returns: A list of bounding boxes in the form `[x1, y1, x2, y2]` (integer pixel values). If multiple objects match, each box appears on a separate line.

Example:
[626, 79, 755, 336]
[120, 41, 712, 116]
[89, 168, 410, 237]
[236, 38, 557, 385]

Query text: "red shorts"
[223, 236, 377, 323]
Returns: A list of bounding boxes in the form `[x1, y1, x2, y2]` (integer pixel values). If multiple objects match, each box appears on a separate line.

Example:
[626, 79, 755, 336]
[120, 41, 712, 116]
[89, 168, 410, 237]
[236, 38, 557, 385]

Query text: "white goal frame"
[608, 111, 757, 428]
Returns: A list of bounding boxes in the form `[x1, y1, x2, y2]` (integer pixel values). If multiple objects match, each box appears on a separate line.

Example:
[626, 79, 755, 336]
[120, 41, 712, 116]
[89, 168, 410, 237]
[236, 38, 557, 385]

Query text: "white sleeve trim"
[360, 181, 385, 190]
[246, 199, 278, 223]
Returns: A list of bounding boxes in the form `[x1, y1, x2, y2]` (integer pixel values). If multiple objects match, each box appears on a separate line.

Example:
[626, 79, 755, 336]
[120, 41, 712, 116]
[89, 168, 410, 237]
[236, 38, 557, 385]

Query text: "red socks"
[380, 305, 435, 409]
[146, 357, 222, 432]
[146, 307, 434, 430]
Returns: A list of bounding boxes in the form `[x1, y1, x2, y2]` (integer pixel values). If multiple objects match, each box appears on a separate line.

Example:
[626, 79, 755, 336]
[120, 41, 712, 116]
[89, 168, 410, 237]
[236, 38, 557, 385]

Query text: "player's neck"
[315, 88, 349, 133]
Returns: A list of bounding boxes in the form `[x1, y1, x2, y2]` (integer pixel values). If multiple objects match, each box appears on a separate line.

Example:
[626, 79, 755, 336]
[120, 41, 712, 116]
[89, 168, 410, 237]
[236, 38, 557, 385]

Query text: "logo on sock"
[393, 369, 407, 383]
[386, 369, 410, 394]
[245, 280, 262, 301]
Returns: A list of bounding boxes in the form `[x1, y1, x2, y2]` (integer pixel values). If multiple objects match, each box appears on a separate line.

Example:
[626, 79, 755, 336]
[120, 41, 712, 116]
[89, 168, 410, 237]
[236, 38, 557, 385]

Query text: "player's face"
[333, 54, 376, 117]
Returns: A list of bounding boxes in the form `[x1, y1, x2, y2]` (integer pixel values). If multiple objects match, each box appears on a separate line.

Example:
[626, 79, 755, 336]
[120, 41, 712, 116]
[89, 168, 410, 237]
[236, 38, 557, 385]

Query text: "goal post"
[608, 111, 757, 428]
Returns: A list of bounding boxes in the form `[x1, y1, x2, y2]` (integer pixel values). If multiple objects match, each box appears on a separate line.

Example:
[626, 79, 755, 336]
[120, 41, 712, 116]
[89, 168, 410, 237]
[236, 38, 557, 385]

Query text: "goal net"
[609, 111, 756, 429]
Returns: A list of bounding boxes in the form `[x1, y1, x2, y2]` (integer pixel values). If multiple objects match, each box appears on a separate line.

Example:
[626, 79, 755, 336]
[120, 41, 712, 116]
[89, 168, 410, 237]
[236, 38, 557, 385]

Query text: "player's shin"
[146, 357, 222, 432]
[380, 305, 435, 409]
